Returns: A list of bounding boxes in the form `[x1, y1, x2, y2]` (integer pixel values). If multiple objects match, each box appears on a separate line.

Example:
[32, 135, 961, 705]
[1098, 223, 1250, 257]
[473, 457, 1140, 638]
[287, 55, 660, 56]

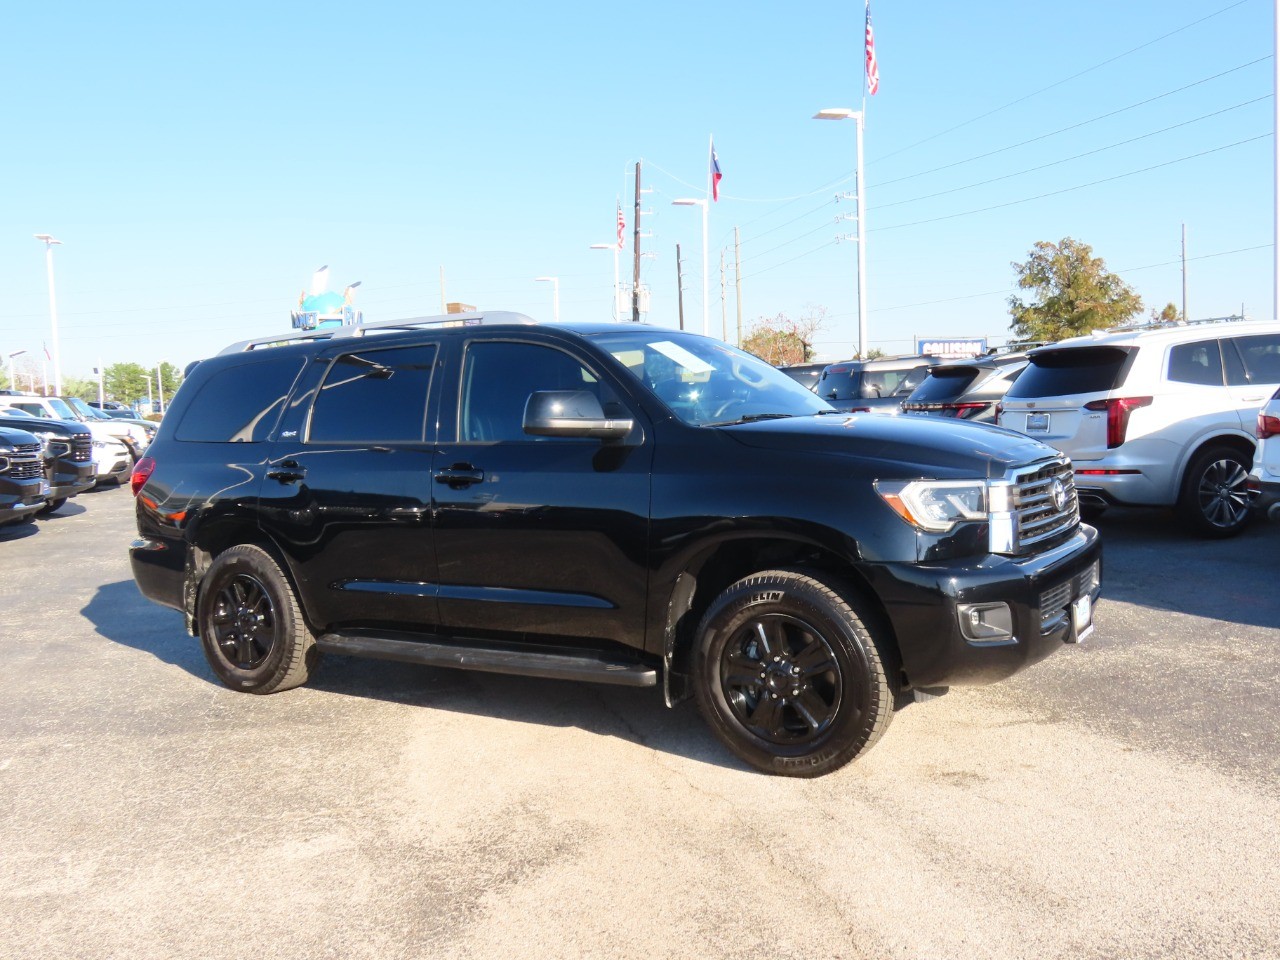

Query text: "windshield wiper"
[706, 412, 795, 426]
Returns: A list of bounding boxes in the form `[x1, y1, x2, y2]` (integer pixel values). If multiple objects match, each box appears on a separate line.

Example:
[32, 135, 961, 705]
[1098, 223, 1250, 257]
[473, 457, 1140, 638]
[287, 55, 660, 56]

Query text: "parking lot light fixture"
[812, 108, 868, 359]
[535, 277, 560, 322]
[34, 235, 63, 395]
[589, 244, 622, 320]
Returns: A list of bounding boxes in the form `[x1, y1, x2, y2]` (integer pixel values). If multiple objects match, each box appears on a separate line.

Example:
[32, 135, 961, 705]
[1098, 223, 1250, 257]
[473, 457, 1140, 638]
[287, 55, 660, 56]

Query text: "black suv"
[130, 313, 1101, 776]
[0, 413, 95, 512]
[0, 426, 49, 527]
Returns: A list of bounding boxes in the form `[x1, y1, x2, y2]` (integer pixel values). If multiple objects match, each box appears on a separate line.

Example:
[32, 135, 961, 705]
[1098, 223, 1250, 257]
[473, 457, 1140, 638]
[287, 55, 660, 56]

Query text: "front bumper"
[0, 481, 48, 527]
[865, 524, 1103, 689]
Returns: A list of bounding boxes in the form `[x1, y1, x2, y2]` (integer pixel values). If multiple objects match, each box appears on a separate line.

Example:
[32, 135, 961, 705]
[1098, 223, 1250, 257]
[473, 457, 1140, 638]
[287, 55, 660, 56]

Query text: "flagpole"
[856, 0, 871, 358]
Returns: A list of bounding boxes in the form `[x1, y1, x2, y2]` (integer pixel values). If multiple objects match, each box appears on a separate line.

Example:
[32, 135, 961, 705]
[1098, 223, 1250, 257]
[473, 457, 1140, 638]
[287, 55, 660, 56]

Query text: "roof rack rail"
[1098, 313, 1251, 336]
[217, 311, 538, 356]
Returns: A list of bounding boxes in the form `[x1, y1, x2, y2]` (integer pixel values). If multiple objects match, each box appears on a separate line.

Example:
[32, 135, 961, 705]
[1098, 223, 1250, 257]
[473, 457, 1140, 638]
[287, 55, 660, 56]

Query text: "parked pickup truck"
[130, 314, 1102, 777]
[0, 426, 49, 528]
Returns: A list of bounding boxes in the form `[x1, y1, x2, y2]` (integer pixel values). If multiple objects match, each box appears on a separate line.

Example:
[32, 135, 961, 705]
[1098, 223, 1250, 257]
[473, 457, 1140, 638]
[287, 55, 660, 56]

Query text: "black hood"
[722, 412, 1059, 478]
[0, 426, 41, 449]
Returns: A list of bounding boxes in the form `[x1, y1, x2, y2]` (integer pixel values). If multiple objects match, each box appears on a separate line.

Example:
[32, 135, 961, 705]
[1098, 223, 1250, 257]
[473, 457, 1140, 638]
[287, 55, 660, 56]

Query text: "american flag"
[865, 4, 880, 96]
[616, 202, 625, 249]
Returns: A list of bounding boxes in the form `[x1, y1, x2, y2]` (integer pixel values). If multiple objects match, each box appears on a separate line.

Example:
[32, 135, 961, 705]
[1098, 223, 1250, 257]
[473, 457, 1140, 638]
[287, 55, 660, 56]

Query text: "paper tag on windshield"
[650, 340, 714, 375]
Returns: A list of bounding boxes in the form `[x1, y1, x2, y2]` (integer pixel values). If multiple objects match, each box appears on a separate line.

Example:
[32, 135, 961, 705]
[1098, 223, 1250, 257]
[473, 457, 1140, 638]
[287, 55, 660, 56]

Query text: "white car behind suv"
[998, 319, 1280, 537]
[1248, 386, 1280, 521]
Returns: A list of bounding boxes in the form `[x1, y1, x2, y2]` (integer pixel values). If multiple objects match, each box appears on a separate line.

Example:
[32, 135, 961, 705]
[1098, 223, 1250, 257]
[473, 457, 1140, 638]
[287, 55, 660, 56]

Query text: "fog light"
[958, 602, 1015, 644]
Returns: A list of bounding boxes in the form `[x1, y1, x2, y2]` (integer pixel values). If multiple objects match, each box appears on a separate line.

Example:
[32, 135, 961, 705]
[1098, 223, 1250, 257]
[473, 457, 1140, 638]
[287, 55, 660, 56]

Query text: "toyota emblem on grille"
[1050, 478, 1067, 512]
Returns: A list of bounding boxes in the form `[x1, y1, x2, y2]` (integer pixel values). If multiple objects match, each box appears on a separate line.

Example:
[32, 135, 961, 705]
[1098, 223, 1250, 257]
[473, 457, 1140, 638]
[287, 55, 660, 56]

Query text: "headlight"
[875, 479, 988, 532]
[46, 441, 71, 457]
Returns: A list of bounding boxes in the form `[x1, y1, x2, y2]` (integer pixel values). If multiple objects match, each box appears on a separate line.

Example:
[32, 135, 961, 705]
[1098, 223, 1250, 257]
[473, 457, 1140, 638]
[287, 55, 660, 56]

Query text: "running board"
[315, 631, 659, 688]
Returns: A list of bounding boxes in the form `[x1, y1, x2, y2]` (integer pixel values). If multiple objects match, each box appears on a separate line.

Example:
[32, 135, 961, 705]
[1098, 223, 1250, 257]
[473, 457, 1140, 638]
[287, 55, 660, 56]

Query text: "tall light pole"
[589, 244, 621, 320]
[535, 276, 560, 322]
[671, 198, 709, 336]
[156, 361, 165, 414]
[814, 108, 868, 358]
[34, 235, 63, 394]
[7, 350, 26, 391]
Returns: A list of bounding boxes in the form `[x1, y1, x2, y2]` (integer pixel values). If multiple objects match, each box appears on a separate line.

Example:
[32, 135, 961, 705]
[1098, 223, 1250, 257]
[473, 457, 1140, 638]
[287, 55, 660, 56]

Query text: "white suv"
[998, 319, 1280, 537]
[1248, 386, 1280, 521]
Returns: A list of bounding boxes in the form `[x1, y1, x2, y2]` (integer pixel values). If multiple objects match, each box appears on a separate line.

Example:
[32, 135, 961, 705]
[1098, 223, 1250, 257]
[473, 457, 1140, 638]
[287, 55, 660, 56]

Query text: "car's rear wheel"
[692, 569, 893, 777]
[197, 544, 318, 694]
[1178, 445, 1253, 538]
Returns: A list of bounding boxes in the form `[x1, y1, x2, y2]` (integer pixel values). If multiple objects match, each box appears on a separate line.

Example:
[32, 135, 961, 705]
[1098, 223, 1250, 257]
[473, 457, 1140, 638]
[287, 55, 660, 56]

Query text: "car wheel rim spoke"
[721, 613, 842, 746]
[211, 574, 276, 669]
[1199, 458, 1249, 527]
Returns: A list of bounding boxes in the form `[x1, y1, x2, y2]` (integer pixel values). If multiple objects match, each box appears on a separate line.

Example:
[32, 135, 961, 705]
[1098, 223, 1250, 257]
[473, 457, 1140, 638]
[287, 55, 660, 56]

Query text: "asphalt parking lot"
[2, 488, 1278, 960]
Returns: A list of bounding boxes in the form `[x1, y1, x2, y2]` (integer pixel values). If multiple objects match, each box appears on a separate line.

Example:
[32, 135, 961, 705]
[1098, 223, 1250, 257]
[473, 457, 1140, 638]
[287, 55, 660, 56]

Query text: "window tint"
[908, 367, 983, 404]
[460, 341, 607, 442]
[1166, 340, 1223, 386]
[176, 356, 305, 443]
[308, 344, 437, 444]
[1006, 346, 1133, 398]
[817, 365, 863, 401]
[1229, 334, 1280, 384]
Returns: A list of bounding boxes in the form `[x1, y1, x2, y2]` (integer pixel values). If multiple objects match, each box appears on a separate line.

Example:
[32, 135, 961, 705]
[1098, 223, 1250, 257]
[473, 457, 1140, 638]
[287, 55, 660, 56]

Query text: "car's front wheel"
[197, 544, 318, 694]
[1178, 445, 1253, 538]
[693, 569, 894, 777]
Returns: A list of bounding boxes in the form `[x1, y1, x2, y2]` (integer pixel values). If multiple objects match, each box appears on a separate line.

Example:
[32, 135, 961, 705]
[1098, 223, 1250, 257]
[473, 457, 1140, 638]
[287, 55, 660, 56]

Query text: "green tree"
[157, 361, 183, 409]
[1008, 238, 1142, 342]
[104, 362, 151, 405]
[1148, 302, 1183, 326]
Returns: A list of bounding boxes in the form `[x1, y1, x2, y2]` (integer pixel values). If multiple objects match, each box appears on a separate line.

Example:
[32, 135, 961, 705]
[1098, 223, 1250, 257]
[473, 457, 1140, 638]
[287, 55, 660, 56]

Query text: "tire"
[196, 544, 318, 694]
[37, 498, 67, 516]
[692, 569, 893, 778]
[1177, 445, 1253, 539]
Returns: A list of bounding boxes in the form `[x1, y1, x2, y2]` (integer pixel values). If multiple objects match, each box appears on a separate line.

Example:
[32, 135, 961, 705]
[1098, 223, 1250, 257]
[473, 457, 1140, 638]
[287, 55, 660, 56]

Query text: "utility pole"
[720, 249, 727, 341]
[1181, 224, 1188, 322]
[632, 161, 642, 322]
[676, 244, 686, 331]
[734, 227, 743, 347]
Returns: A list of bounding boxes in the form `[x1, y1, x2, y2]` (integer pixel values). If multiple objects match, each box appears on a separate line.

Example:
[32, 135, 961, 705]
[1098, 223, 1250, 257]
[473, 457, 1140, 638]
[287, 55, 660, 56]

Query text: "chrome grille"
[8, 452, 43, 480]
[1012, 457, 1079, 552]
[72, 434, 93, 462]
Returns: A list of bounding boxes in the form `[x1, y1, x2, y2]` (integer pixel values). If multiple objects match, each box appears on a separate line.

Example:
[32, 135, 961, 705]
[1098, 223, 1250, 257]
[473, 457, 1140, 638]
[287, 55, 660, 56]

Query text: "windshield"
[66, 396, 108, 419]
[46, 398, 78, 419]
[590, 329, 833, 426]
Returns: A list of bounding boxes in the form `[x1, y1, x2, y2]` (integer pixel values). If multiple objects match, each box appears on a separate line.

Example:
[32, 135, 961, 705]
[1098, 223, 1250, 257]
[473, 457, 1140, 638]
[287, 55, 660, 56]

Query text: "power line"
[868, 0, 1254, 166]
[873, 96, 1271, 212]
[872, 57, 1272, 190]
[873, 133, 1271, 233]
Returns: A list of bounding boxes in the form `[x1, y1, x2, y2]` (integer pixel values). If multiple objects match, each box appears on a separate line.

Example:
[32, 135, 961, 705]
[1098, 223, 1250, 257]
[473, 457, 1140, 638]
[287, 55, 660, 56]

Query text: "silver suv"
[998, 319, 1280, 537]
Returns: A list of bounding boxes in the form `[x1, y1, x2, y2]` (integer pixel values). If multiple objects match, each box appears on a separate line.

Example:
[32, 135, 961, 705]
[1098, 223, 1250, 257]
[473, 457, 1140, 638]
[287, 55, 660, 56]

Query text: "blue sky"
[1, 0, 1274, 379]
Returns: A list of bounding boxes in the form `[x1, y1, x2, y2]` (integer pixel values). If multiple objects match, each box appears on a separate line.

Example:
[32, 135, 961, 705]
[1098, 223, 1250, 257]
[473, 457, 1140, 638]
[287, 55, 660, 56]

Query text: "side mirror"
[523, 390, 634, 441]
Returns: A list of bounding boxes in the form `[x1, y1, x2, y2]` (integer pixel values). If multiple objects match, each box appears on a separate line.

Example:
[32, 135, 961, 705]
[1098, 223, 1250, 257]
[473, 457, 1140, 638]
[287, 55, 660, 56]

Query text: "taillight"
[1258, 411, 1280, 440]
[131, 456, 156, 496]
[1083, 397, 1152, 448]
[948, 402, 989, 419]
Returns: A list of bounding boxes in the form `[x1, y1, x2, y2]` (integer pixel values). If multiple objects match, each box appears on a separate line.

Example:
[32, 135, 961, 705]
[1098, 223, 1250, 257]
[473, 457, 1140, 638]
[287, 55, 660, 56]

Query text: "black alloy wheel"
[693, 569, 893, 778]
[1180, 446, 1253, 538]
[197, 544, 318, 694]
[209, 574, 277, 670]
[718, 613, 842, 746]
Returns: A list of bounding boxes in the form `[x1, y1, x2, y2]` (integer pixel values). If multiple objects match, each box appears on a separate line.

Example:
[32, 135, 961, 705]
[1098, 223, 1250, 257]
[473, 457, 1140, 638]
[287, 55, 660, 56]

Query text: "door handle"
[267, 460, 306, 484]
[434, 464, 485, 488]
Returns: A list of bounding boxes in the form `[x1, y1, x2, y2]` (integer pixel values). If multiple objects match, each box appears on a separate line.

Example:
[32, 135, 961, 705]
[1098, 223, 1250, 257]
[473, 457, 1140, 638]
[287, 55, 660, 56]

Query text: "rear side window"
[1006, 346, 1133, 398]
[908, 367, 983, 404]
[308, 344, 438, 444]
[175, 356, 305, 443]
[1227, 334, 1280, 384]
[1166, 340, 1224, 386]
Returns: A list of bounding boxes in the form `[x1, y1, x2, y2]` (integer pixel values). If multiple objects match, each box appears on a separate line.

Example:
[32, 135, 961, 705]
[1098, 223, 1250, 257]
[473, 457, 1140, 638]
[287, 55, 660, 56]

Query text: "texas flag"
[710, 143, 723, 202]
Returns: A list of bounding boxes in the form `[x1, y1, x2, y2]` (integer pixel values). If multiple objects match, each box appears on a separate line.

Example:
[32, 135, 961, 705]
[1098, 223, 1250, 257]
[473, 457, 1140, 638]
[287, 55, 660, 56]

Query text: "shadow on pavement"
[82, 579, 740, 773]
[0, 520, 40, 542]
[40, 502, 87, 519]
[1090, 507, 1279, 629]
